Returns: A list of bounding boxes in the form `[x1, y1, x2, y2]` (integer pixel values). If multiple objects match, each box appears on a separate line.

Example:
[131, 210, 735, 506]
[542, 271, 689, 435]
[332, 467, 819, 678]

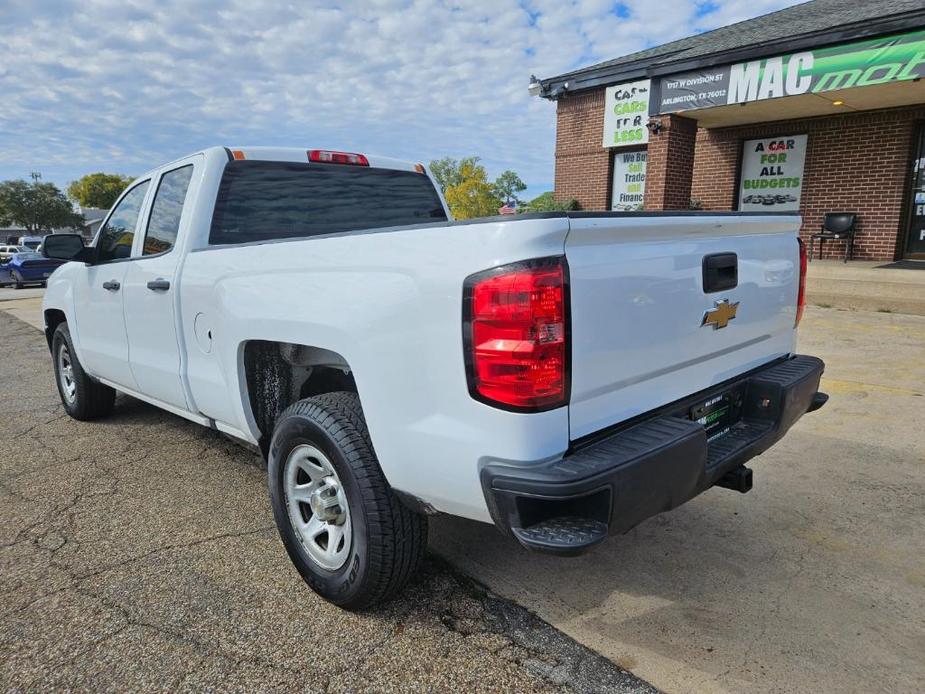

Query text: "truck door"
[121, 160, 197, 410]
[72, 180, 151, 389]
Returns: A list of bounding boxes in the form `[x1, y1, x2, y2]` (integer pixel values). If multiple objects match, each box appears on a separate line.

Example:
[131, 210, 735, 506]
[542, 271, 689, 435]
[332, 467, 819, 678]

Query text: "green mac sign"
[659, 29, 925, 112]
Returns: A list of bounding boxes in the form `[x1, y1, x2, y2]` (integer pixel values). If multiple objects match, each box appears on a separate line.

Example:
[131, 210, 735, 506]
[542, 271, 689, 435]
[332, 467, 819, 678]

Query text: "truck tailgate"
[565, 214, 800, 440]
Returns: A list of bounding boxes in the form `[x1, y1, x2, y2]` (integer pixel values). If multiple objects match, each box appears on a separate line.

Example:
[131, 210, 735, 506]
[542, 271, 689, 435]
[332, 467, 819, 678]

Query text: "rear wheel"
[267, 392, 427, 609]
[52, 323, 116, 420]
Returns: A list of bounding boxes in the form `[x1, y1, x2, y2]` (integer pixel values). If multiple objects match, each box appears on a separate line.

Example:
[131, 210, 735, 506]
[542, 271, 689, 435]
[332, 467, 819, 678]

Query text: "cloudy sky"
[1, 0, 801, 198]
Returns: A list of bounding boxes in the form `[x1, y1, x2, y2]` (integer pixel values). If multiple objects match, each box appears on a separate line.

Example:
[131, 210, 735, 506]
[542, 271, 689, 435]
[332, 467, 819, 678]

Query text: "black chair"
[809, 213, 857, 263]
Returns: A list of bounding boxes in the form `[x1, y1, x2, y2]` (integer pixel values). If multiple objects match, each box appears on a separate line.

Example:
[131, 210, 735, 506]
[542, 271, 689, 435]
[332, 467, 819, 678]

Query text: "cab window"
[96, 181, 150, 262]
[143, 165, 194, 255]
[209, 161, 447, 245]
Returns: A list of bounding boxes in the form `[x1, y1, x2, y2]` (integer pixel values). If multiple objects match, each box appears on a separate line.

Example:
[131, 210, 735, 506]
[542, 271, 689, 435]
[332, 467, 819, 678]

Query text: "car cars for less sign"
[602, 79, 650, 147]
[738, 135, 807, 211]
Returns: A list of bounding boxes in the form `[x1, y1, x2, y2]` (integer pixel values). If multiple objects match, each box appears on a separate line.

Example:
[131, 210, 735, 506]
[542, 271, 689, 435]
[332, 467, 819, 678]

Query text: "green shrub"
[521, 192, 580, 213]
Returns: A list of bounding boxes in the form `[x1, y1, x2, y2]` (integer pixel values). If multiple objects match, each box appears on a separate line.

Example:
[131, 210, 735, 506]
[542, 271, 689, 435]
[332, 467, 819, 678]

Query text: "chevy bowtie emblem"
[701, 299, 739, 330]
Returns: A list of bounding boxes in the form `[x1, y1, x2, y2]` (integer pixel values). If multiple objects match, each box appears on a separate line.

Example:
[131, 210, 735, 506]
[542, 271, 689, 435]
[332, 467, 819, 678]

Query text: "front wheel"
[267, 392, 427, 609]
[51, 323, 116, 420]
[11, 270, 22, 289]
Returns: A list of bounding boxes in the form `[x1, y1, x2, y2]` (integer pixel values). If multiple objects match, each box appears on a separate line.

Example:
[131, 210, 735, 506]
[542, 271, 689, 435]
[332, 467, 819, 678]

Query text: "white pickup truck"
[41, 146, 827, 608]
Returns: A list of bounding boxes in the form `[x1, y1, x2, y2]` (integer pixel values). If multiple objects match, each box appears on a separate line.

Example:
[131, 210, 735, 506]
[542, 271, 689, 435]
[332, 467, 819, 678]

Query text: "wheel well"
[243, 340, 357, 444]
[44, 309, 66, 351]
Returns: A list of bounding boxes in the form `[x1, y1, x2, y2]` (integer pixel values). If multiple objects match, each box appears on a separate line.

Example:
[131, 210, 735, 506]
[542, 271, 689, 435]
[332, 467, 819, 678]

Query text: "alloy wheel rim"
[284, 444, 352, 571]
[57, 343, 76, 404]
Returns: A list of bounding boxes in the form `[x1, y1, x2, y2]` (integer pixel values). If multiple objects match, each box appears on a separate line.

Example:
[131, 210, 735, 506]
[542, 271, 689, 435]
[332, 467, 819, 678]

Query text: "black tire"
[12, 271, 22, 289]
[51, 323, 116, 420]
[268, 392, 427, 609]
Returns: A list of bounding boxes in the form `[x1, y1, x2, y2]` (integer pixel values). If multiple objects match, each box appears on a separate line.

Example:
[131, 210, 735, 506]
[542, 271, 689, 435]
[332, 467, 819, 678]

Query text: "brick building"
[534, 0, 925, 261]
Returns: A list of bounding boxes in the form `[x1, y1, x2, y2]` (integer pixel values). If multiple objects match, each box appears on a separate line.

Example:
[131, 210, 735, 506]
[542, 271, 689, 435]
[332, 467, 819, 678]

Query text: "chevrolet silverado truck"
[41, 146, 827, 608]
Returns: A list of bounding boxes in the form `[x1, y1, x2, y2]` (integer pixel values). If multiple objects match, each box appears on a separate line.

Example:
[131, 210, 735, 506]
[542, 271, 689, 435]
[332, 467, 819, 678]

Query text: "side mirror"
[42, 234, 95, 264]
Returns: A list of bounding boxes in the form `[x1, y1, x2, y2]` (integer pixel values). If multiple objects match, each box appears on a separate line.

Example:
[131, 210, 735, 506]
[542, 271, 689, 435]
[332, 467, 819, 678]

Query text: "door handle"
[702, 253, 738, 293]
[102, 280, 120, 291]
[146, 278, 170, 291]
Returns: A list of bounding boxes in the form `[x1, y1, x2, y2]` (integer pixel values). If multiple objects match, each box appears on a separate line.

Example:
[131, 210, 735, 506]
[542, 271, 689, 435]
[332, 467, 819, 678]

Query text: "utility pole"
[30, 171, 42, 182]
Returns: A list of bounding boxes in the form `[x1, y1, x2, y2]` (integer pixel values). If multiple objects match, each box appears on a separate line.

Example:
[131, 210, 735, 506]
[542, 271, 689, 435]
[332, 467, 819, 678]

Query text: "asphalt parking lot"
[2, 295, 923, 693]
[0, 310, 650, 693]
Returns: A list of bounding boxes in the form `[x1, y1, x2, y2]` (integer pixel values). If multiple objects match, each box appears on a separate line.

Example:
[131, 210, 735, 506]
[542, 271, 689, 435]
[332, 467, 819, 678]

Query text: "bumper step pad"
[512, 517, 608, 556]
[706, 420, 773, 470]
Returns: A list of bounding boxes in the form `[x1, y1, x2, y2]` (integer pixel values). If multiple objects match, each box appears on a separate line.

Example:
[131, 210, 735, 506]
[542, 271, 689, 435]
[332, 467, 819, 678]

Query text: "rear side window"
[209, 161, 447, 245]
[97, 181, 150, 262]
[143, 165, 194, 255]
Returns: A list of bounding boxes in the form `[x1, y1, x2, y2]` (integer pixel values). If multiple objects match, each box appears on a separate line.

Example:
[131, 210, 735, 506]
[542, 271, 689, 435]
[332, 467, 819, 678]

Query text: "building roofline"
[537, 8, 925, 99]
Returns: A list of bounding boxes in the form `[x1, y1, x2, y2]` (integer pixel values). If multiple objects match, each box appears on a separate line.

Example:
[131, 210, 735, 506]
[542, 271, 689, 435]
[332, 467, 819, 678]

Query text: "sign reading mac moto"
[659, 29, 925, 113]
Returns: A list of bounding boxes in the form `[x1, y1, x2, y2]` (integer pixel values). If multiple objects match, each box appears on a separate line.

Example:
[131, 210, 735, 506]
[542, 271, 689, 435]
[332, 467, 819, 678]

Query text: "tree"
[521, 192, 580, 213]
[428, 156, 482, 194]
[0, 179, 85, 233]
[430, 156, 531, 217]
[492, 170, 527, 205]
[67, 172, 134, 209]
[442, 161, 502, 220]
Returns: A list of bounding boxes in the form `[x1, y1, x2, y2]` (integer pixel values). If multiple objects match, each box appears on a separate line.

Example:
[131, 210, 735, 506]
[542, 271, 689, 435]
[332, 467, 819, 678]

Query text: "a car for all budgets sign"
[738, 135, 807, 212]
[602, 79, 650, 147]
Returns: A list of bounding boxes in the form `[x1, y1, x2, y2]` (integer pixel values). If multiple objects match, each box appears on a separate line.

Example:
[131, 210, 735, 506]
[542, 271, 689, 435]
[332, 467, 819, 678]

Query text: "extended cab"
[42, 146, 827, 608]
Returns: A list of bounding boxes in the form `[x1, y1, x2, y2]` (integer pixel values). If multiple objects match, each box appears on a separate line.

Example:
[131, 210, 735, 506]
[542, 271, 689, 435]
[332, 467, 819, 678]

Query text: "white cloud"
[0, 0, 801, 193]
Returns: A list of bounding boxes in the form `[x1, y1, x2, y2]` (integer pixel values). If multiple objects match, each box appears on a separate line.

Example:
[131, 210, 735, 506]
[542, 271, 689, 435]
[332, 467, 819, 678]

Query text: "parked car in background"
[0, 245, 29, 263]
[19, 236, 44, 250]
[4, 250, 66, 288]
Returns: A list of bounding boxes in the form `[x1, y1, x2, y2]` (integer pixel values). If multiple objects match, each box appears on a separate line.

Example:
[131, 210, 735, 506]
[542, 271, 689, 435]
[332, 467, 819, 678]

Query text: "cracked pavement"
[0, 311, 653, 693]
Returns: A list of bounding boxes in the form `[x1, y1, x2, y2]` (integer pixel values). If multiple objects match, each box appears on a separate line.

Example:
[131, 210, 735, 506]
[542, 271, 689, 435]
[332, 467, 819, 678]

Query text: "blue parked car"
[3, 250, 66, 289]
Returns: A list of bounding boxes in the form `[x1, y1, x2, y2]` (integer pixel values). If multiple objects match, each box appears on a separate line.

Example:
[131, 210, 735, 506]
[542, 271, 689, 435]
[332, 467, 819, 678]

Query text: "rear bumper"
[17, 267, 54, 280]
[481, 354, 826, 555]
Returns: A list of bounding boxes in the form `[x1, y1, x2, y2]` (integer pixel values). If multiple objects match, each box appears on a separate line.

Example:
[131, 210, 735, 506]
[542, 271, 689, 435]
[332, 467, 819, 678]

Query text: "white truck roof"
[152, 146, 421, 175]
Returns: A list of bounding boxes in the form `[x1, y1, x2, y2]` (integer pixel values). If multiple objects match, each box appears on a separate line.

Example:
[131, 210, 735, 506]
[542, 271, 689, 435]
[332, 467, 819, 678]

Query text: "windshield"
[16, 252, 42, 260]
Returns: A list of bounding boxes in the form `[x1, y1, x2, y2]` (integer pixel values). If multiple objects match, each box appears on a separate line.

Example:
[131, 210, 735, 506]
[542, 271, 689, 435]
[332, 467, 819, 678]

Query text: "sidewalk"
[806, 259, 925, 315]
[0, 290, 43, 330]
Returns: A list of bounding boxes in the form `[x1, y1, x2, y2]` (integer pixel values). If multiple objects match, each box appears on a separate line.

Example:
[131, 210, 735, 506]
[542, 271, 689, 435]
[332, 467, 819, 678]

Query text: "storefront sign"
[602, 79, 650, 147]
[659, 29, 925, 113]
[738, 135, 807, 212]
[611, 150, 647, 210]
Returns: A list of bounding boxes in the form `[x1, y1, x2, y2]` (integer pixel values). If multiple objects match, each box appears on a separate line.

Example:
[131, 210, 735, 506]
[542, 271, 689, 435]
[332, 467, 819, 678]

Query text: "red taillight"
[796, 237, 807, 327]
[463, 257, 569, 411]
[308, 149, 369, 166]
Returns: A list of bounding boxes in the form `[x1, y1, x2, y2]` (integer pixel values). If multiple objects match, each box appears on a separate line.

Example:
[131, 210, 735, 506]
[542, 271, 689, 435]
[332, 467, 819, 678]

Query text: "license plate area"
[689, 384, 745, 442]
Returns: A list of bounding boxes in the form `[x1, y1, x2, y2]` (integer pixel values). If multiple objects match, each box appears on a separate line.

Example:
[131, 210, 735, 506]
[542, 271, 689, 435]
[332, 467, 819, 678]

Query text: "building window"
[611, 149, 647, 210]
[738, 135, 807, 211]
